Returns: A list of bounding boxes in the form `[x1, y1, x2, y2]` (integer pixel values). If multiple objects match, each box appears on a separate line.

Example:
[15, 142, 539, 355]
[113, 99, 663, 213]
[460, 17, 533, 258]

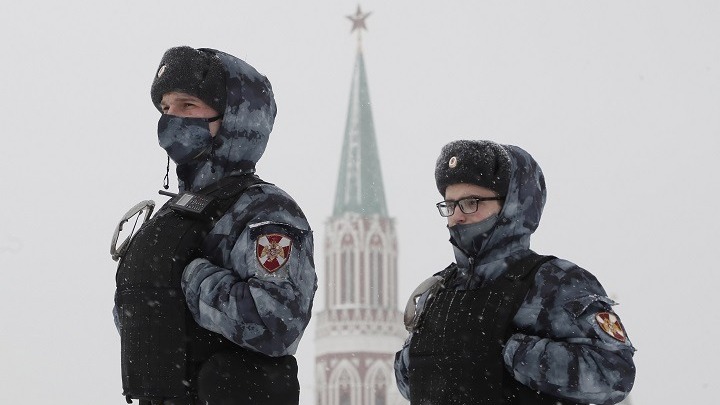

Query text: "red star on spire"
[347, 5, 372, 33]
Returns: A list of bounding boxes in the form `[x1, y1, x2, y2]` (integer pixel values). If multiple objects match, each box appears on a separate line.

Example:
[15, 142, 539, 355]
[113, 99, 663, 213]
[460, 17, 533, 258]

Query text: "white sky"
[1, 1, 718, 404]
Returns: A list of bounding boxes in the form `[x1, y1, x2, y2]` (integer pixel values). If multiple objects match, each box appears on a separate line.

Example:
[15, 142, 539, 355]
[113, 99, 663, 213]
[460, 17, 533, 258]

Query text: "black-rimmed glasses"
[436, 196, 505, 217]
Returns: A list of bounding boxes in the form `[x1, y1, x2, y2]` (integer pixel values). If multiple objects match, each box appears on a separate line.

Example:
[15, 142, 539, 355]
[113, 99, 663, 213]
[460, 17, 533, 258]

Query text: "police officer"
[394, 140, 635, 405]
[114, 46, 317, 404]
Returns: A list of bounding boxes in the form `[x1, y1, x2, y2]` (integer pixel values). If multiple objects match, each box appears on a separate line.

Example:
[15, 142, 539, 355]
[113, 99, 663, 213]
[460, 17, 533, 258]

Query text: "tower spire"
[315, 8, 407, 405]
[334, 6, 386, 216]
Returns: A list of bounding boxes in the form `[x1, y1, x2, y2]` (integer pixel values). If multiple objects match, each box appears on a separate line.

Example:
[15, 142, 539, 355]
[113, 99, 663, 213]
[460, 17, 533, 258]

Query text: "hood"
[174, 49, 277, 192]
[452, 144, 546, 271]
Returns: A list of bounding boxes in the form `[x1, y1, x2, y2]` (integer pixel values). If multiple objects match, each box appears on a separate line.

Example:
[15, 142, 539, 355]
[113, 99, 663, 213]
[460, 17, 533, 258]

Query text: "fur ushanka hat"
[151, 46, 227, 113]
[435, 140, 511, 197]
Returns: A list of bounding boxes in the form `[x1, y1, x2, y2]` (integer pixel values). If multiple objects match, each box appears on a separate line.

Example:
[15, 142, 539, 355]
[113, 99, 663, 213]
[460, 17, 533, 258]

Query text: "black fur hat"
[435, 140, 511, 196]
[150, 46, 227, 113]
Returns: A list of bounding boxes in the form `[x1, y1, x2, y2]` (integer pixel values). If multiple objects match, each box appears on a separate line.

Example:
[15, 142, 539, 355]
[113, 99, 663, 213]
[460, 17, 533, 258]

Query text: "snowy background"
[1, 1, 718, 404]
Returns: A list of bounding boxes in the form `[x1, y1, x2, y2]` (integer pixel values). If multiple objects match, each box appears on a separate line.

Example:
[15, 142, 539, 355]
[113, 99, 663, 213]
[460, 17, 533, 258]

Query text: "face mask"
[448, 214, 499, 256]
[157, 115, 213, 165]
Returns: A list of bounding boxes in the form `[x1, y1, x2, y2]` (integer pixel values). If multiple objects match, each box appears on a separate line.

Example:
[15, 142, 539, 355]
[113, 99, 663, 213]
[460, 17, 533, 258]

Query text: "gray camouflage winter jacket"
[394, 144, 635, 404]
[178, 50, 316, 357]
[116, 50, 317, 358]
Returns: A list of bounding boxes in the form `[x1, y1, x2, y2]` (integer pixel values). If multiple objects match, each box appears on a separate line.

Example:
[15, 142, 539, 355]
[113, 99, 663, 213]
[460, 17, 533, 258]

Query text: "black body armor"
[408, 253, 578, 405]
[115, 174, 263, 404]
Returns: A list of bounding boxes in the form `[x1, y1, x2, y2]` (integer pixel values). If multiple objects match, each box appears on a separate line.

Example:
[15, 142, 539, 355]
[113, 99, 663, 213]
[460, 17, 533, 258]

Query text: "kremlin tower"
[314, 7, 408, 405]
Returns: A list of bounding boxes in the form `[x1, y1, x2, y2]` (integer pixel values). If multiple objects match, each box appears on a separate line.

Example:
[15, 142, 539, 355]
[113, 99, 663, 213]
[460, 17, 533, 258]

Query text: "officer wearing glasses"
[394, 140, 636, 405]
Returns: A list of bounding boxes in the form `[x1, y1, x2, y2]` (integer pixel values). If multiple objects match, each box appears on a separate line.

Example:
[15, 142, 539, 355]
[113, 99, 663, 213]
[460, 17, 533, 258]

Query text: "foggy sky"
[1, 1, 718, 404]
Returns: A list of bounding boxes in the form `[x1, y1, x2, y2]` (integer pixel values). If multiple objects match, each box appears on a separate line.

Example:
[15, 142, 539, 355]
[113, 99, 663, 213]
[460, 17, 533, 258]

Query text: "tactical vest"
[408, 253, 578, 405]
[114, 174, 264, 404]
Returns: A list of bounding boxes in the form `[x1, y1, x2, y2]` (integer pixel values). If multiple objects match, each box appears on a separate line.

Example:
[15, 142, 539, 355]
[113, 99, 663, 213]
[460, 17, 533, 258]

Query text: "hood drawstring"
[161, 140, 218, 191]
[163, 155, 170, 190]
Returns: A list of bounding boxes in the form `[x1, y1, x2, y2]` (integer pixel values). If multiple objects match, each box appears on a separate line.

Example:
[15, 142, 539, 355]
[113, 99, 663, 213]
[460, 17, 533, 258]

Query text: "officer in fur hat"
[113, 46, 317, 405]
[394, 140, 636, 404]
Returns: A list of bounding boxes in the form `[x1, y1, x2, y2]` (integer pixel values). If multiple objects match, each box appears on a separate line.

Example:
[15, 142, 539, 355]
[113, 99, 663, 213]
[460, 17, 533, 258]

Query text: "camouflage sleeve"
[502, 259, 636, 405]
[393, 336, 412, 400]
[181, 188, 317, 357]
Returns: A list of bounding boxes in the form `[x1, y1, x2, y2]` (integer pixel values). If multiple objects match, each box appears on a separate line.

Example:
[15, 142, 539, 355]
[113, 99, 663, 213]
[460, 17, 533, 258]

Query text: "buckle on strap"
[403, 275, 445, 332]
[110, 200, 155, 261]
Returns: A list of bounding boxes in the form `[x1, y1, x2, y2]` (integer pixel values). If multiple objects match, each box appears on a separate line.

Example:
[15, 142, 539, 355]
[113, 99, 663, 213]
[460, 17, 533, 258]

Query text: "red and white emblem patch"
[595, 312, 626, 343]
[256, 233, 293, 273]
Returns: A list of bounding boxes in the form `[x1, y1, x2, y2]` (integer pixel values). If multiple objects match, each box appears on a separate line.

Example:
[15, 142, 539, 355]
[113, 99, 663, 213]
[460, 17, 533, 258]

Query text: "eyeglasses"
[435, 196, 505, 217]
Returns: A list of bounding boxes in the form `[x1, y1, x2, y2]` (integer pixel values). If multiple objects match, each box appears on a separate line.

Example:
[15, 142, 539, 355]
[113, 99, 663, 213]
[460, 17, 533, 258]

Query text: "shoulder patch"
[256, 233, 292, 273]
[595, 312, 627, 343]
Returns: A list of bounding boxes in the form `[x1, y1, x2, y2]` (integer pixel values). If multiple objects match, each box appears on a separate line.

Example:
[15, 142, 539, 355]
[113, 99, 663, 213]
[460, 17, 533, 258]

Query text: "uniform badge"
[449, 156, 458, 168]
[595, 312, 626, 343]
[256, 233, 293, 273]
